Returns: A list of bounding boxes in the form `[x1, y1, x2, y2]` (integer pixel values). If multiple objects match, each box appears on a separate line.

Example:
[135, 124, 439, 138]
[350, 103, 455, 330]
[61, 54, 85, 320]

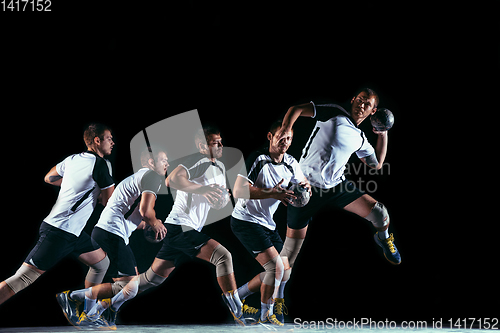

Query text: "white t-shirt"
[165, 153, 226, 232]
[232, 148, 305, 230]
[44, 151, 114, 236]
[96, 168, 163, 244]
[299, 102, 375, 189]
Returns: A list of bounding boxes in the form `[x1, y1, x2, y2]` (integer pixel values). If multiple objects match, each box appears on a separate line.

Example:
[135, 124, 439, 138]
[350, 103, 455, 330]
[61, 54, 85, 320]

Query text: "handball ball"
[370, 108, 394, 131]
[144, 224, 164, 243]
[288, 183, 311, 208]
[208, 184, 230, 210]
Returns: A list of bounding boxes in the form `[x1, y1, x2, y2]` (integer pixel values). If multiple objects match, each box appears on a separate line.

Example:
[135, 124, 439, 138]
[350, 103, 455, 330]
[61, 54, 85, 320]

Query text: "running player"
[82, 125, 248, 326]
[275, 89, 401, 312]
[231, 121, 310, 326]
[56, 146, 169, 329]
[0, 124, 115, 306]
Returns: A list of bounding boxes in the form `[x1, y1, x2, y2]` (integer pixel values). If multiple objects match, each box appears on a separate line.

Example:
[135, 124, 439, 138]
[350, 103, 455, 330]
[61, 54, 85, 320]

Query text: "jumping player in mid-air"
[275, 88, 401, 319]
[0, 124, 115, 307]
[231, 120, 310, 326]
[56, 146, 169, 329]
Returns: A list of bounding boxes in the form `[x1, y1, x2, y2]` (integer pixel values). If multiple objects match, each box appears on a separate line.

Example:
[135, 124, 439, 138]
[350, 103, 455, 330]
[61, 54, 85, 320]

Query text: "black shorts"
[92, 227, 137, 277]
[287, 180, 365, 230]
[25, 222, 101, 271]
[230, 217, 283, 258]
[155, 224, 211, 266]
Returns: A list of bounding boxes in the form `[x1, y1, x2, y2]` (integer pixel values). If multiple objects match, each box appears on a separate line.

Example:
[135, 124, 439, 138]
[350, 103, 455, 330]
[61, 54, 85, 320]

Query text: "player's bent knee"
[365, 202, 390, 229]
[209, 244, 233, 277]
[5, 265, 42, 294]
[262, 255, 284, 287]
[281, 237, 304, 268]
[111, 279, 130, 296]
[85, 255, 110, 284]
[138, 267, 166, 292]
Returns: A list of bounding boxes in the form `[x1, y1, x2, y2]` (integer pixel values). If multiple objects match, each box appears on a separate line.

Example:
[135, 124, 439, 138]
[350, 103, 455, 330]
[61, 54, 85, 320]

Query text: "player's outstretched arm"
[44, 165, 63, 186]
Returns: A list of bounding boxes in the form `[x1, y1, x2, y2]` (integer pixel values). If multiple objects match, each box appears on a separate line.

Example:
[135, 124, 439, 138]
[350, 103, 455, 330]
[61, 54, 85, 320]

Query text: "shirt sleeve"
[311, 101, 350, 122]
[140, 170, 163, 196]
[355, 132, 375, 159]
[55, 158, 66, 177]
[290, 158, 306, 184]
[92, 158, 115, 190]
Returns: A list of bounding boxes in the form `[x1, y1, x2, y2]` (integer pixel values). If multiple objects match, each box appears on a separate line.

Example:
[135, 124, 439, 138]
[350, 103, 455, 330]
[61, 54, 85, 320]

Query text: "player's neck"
[87, 147, 104, 158]
[268, 148, 284, 163]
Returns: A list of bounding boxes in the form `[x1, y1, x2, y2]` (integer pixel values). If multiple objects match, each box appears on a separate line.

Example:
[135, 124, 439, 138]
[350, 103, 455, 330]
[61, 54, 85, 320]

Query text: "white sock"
[277, 279, 288, 299]
[261, 301, 274, 321]
[86, 299, 109, 319]
[69, 287, 91, 302]
[378, 230, 389, 240]
[237, 282, 254, 300]
[225, 290, 243, 317]
[83, 287, 96, 313]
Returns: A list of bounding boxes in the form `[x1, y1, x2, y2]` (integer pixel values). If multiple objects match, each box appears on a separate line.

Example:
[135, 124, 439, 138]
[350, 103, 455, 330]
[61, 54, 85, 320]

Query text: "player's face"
[350, 91, 377, 124]
[99, 130, 115, 156]
[155, 152, 169, 176]
[269, 130, 293, 154]
[205, 134, 223, 159]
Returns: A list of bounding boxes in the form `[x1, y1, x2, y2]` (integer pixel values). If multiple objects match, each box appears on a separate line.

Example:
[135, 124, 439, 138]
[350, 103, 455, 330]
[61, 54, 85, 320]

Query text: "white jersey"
[44, 151, 114, 237]
[232, 148, 305, 230]
[96, 168, 163, 245]
[299, 102, 375, 189]
[165, 153, 226, 232]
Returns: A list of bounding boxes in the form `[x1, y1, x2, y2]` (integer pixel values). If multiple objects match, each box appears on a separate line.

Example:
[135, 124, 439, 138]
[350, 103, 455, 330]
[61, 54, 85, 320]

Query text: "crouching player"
[231, 121, 310, 326]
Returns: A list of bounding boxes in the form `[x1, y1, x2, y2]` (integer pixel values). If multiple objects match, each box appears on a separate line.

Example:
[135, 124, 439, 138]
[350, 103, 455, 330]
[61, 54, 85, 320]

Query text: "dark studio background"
[1, 1, 498, 328]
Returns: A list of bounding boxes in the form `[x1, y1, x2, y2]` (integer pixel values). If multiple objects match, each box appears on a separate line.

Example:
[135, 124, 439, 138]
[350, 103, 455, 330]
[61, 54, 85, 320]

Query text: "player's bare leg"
[344, 194, 400, 264]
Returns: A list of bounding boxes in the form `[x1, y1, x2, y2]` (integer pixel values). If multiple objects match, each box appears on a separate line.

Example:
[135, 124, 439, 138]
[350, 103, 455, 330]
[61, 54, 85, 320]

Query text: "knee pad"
[138, 267, 166, 292]
[209, 244, 233, 277]
[111, 279, 130, 296]
[262, 255, 284, 287]
[280, 237, 304, 268]
[85, 255, 110, 284]
[365, 202, 390, 229]
[5, 264, 42, 294]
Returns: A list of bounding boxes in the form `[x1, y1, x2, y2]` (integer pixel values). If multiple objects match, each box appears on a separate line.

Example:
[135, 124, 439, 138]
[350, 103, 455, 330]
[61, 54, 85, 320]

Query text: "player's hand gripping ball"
[370, 108, 394, 131]
[208, 184, 230, 210]
[144, 224, 165, 243]
[288, 183, 311, 208]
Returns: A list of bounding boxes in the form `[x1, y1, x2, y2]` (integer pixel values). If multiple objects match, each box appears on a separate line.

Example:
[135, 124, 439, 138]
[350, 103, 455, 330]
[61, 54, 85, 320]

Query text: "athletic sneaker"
[101, 305, 118, 331]
[241, 299, 260, 323]
[76, 311, 110, 330]
[258, 309, 284, 326]
[55, 290, 81, 327]
[374, 232, 401, 265]
[273, 298, 288, 324]
[221, 293, 246, 326]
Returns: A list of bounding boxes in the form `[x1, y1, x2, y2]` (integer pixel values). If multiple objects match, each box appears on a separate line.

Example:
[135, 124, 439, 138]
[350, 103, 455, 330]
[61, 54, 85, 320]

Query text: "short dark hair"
[354, 87, 379, 108]
[83, 123, 111, 148]
[195, 124, 221, 148]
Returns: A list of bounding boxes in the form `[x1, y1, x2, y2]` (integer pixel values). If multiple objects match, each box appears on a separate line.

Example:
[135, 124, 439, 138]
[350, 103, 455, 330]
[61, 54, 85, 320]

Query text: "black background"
[1, 1, 498, 328]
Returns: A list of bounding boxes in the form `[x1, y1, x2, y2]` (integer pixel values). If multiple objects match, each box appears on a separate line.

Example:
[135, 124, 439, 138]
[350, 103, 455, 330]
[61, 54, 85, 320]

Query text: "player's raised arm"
[44, 165, 63, 186]
[276, 103, 315, 140]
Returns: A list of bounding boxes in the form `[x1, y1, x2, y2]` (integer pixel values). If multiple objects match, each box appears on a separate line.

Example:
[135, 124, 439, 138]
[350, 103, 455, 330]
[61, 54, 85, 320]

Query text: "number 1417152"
[2, 0, 51, 11]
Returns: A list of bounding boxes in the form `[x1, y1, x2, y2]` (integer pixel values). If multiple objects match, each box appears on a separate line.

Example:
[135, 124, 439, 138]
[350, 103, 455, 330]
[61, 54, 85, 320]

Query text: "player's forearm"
[375, 132, 388, 168]
[282, 103, 315, 132]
